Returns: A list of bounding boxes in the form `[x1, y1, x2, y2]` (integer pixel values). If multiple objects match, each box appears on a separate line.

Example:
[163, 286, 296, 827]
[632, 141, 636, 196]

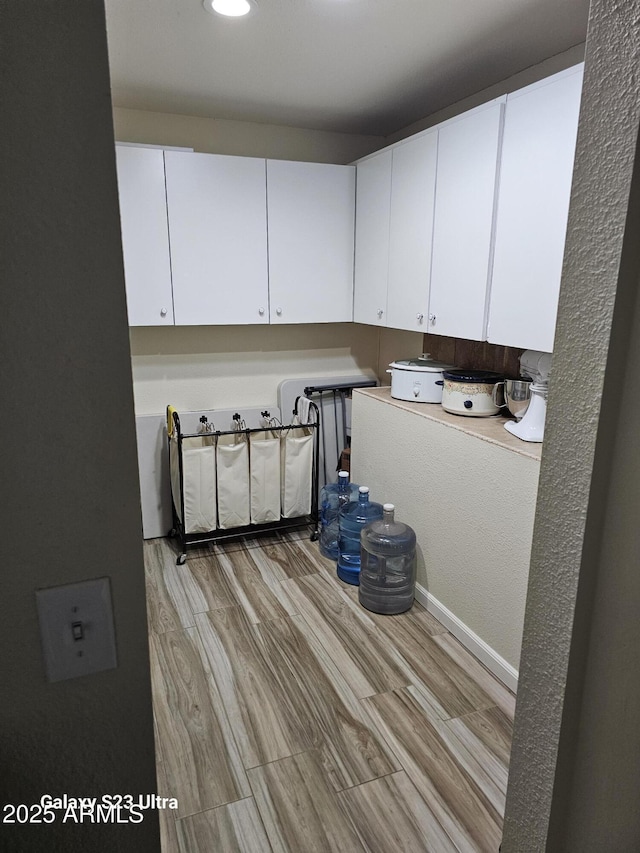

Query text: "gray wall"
[503, 1, 640, 849]
[0, 2, 159, 850]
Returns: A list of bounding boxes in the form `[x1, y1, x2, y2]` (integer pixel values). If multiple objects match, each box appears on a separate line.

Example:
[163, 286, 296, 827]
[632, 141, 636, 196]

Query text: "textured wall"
[502, 1, 640, 850]
[350, 392, 540, 669]
[0, 2, 159, 850]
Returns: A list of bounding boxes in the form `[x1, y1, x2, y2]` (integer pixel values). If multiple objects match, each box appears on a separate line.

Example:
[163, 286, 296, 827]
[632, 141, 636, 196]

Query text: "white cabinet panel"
[353, 150, 392, 326]
[488, 65, 584, 351]
[386, 131, 438, 332]
[115, 145, 173, 326]
[267, 160, 355, 324]
[164, 151, 269, 326]
[429, 102, 504, 341]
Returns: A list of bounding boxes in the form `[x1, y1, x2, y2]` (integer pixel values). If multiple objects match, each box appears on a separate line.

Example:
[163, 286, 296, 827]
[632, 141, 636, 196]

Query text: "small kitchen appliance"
[387, 354, 454, 403]
[504, 350, 552, 442]
[439, 369, 505, 417]
[492, 378, 532, 420]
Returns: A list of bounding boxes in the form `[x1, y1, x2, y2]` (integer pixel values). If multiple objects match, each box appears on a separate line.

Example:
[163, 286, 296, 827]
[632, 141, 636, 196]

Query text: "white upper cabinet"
[115, 145, 174, 326]
[353, 150, 392, 326]
[488, 65, 584, 351]
[266, 160, 355, 324]
[386, 131, 438, 332]
[428, 101, 504, 341]
[164, 151, 269, 325]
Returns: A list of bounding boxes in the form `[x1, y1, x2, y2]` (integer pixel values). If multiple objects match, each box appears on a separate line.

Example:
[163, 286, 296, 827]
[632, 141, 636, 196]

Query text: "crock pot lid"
[442, 369, 504, 383]
[389, 356, 453, 372]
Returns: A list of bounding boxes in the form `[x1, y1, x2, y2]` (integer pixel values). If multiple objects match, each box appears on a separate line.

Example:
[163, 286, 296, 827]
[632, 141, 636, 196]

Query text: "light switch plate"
[35, 578, 117, 682]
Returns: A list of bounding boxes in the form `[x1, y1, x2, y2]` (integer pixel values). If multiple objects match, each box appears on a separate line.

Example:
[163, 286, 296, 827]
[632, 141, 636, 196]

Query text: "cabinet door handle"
[258, 307, 265, 316]
[429, 313, 436, 326]
[276, 307, 283, 316]
[416, 313, 424, 322]
[160, 308, 167, 318]
[377, 309, 384, 318]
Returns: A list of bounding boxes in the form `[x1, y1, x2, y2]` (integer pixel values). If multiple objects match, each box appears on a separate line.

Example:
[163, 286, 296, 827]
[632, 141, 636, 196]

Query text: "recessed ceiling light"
[203, 0, 253, 17]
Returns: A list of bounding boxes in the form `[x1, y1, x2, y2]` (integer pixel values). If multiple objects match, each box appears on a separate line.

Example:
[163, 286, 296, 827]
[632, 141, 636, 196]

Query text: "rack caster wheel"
[176, 554, 186, 566]
[310, 531, 319, 542]
[167, 528, 177, 539]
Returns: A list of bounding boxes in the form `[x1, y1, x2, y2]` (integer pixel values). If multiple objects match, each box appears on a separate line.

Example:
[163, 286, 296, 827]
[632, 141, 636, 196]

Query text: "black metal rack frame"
[302, 378, 377, 484]
[167, 398, 320, 565]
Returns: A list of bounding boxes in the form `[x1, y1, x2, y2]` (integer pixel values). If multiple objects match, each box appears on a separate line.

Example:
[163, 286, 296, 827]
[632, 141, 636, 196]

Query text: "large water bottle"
[359, 504, 416, 614]
[337, 486, 383, 585]
[319, 471, 359, 560]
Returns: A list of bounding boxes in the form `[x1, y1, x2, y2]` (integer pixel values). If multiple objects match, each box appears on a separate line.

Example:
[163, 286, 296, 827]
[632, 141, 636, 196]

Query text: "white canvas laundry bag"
[170, 434, 217, 534]
[280, 419, 314, 518]
[249, 429, 281, 524]
[217, 432, 250, 529]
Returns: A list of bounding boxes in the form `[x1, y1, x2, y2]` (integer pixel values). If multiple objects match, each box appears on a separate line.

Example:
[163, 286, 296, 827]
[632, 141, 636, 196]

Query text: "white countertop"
[354, 386, 542, 462]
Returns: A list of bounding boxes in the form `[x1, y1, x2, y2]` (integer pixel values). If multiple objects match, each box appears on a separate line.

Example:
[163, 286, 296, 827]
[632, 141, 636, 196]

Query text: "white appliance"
[440, 369, 505, 417]
[387, 354, 453, 403]
[504, 350, 552, 442]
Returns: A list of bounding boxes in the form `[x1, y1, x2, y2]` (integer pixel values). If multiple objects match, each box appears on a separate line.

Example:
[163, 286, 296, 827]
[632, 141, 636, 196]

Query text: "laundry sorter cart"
[166, 400, 320, 564]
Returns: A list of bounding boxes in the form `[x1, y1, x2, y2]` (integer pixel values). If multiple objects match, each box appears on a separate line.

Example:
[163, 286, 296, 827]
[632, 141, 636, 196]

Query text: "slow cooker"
[439, 369, 505, 417]
[387, 354, 454, 403]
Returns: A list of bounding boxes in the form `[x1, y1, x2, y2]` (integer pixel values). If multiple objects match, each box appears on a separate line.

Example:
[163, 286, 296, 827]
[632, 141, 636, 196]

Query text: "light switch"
[35, 578, 117, 682]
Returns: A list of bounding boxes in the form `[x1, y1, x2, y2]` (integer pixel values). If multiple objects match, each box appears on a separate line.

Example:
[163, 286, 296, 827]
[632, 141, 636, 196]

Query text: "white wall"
[131, 323, 424, 415]
[132, 323, 374, 414]
[113, 106, 384, 164]
[351, 391, 540, 671]
[387, 44, 585, 145]
[113, 46, 585, 159]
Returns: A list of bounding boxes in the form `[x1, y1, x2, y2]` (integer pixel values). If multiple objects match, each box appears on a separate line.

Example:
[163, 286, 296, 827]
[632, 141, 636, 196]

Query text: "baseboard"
[414, 583, 519, 693]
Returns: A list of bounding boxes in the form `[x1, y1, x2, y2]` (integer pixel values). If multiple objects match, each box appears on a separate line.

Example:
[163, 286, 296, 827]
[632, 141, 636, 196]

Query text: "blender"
[504, 350, 552, 443]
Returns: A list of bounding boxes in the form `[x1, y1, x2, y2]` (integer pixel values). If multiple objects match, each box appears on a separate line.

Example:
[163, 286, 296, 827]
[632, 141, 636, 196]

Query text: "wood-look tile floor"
[144, 532, 514, 853]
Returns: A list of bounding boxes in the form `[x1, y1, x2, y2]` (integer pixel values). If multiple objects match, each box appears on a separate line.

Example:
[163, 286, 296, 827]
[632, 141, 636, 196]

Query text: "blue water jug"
[359, 504, 416, 614]
[319, 471, 359, 560]
[337, 486, 383, 585]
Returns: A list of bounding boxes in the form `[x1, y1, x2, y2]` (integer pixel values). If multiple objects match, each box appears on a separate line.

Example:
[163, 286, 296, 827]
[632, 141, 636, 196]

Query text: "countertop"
[353, 386, 542, 461]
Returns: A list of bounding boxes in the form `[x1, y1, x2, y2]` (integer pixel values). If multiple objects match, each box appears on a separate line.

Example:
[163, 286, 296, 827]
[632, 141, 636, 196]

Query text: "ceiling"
[104, 0, 590, 138]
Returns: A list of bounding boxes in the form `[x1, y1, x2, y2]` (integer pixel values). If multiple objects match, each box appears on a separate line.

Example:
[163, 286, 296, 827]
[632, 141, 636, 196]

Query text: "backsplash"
[421, 334, 524, 378]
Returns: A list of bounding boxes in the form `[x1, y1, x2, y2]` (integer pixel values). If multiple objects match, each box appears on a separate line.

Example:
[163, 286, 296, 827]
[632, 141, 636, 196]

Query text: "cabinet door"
[353, 150, 392, 326]
[164, 151, 269, 326]
[428, 102, 504, 341]
[386, 131, 438, 332]
[266, 160, 355, 324]
[488, 65, 584, 351]
[115, 145, 174, 326]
